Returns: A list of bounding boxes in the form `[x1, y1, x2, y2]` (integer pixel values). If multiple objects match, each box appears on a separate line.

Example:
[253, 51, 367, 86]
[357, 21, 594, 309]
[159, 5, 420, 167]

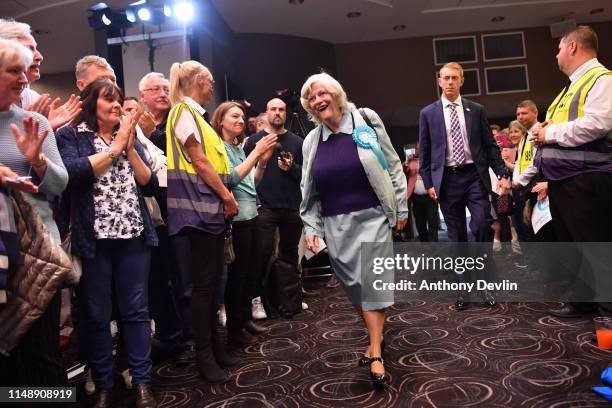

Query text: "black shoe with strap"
[369, 357, 390, 388]
[358, 338, 386, 367]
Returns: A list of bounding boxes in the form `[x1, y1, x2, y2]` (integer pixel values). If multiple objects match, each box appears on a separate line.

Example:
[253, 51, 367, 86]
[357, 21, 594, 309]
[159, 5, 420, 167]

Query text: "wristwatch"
[105, 148, 118, 163]
[32, 153, 46, 168]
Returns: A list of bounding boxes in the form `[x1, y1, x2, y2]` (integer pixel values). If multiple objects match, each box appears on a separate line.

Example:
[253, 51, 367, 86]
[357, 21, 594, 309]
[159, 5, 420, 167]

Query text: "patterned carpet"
[73, 281, 612, 407]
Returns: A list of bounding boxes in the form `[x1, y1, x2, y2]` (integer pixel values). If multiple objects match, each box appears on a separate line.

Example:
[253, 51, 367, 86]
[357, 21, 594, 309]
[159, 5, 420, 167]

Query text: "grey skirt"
[323, 206, 394, 310]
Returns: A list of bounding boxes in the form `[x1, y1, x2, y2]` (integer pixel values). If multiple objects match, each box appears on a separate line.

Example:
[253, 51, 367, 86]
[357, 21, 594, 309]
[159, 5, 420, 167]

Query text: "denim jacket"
[56, 125, 159, 259]
[300, 107, 408, 238]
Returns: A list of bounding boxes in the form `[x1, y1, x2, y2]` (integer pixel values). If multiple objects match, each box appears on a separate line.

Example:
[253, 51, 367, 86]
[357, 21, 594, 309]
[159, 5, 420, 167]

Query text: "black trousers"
[0, 291, 67, 387]
[149, 224, 182, 348]
[548, 172, 612, 242]
[226, 217, 261, 335]
[187, 229, 224, 354]
[548, 172, 612, 312]
[257, 207, 303, 292]
[411, 194, 439, 242]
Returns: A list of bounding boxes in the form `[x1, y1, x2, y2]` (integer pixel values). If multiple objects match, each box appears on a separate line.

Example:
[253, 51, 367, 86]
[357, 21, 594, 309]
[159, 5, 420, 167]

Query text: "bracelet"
[105, 148, 118, 163]
[32, 153, 47, 168]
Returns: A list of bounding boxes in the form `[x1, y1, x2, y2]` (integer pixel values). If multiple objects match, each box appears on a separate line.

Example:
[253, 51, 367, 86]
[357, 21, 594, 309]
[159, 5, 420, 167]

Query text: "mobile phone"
[5, 176, 32, 184]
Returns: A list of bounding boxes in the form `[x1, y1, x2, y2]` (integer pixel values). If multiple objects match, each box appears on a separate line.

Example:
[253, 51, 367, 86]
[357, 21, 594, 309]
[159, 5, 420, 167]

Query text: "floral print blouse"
[78, 122, 144, 239]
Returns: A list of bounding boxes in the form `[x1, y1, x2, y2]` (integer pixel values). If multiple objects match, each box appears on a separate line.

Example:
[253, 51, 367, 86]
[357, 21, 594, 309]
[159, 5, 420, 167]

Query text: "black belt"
[444, 163, 475, 172]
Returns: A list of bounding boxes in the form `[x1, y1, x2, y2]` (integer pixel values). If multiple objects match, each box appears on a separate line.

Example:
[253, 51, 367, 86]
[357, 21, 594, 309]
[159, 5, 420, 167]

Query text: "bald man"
[243, 98, 304, 316]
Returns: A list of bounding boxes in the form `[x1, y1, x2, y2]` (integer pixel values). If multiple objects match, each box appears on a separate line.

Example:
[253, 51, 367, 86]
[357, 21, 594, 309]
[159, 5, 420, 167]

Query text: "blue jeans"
[79, 236, 152, 389]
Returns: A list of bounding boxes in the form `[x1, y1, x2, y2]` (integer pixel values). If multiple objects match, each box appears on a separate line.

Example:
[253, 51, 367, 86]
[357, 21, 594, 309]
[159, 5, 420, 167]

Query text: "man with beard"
[244, 98, 304, 314]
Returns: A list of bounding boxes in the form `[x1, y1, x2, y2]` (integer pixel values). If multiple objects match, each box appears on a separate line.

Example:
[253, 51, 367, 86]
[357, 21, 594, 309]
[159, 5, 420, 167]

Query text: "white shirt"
[174, 96, 207, 145]
[545, 58, 612, 147]
[136, 125, 167, 188]
[441, 95, 473, 166]
[513, 122, 540, 186]
[16, 87, 40, 109]
[173, 96, 207, 161]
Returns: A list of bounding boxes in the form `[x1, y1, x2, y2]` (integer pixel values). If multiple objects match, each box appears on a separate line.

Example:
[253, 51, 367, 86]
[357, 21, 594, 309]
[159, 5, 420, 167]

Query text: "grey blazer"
[300, 107, 408, 238]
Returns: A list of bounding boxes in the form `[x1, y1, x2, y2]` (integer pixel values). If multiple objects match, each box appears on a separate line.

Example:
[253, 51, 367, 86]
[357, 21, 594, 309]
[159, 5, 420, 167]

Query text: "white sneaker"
[218, 308, 227, 327]
[84, 369, 95, 395]
[511, 240, 523, 255]
[302, 301, 309, 310]
[492, 240, 502, 252]
[251, 297, 267, 320]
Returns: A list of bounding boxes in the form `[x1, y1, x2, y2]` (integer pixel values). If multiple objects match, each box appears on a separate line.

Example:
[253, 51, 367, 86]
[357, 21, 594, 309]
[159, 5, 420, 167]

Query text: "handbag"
[144, 196, 164, 227]
[224, 223, 235, 265]
[60, 194, 81, 287]
[495, 193, 514, 216]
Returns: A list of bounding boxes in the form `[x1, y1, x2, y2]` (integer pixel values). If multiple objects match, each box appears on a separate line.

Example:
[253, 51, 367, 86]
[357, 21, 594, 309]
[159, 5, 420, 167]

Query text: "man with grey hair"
[75, 55, 116, 91]
[0, 18, 81, 129]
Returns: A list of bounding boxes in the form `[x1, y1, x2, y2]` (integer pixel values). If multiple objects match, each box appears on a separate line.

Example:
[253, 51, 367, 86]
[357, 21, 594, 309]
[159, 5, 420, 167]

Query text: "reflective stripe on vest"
[165, 102, 230, 235]
[541, 65, 612, 180]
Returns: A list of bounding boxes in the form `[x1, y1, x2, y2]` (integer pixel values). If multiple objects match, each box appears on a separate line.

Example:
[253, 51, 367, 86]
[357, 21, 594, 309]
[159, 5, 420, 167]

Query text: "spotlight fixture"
[163, 5, 172, 17]
[491, 16, 505, 22]
[137, 7, 152, 21]
[174, 1, 195, 22]
[393, 24, 406, 31]
[126, 9, 136, 22]
[101, 13, 111, 26]
[590, 8, 604, 14]
[89, 2, 109, 12]
[347, 11, 361, 18]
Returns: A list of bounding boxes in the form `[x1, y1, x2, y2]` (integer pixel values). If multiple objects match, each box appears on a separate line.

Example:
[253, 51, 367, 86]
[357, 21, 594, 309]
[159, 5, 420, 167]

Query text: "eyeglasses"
[143, 87, 170, 94]
[207, 78, 215, 85]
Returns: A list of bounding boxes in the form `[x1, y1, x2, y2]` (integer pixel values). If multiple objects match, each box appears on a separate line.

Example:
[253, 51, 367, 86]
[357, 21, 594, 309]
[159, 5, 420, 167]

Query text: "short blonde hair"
[440, 62, 464, 78]
[0, 38, 33, 72]
[75, 55, 114, 81]
[300, 72, 355, 124]
[169, 60, 212, 105]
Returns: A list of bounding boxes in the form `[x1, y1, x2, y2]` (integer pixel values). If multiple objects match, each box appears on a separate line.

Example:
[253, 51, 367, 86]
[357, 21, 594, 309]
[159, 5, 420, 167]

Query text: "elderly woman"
[56, 80, 158, 407]
[300, 73, 408, 387]
[166, 61, 239, 383]
[211, 102, 276, 346]
[0, 39, 68, 385]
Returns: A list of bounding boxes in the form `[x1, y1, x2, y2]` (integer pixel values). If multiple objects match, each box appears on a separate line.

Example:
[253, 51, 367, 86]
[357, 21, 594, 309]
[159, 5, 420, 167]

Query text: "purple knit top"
[311, 132, 380, 217]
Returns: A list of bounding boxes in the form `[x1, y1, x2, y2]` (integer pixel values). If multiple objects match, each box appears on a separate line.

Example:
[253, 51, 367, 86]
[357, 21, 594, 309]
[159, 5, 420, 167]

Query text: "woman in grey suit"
[299, 73, 407, 387]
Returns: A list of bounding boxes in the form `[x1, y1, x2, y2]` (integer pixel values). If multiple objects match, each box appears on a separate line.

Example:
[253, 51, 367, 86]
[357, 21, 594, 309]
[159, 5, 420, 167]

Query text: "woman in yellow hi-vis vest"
[167, 60, 239, 383]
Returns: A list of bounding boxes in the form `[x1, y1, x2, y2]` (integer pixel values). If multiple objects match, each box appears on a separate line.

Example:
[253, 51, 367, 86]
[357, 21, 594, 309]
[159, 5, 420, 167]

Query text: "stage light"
[174, 1, 194, 22]
[164, 5, 172, 17]
[89, 2, 109, 12]
[102, 13, 112, 26]
[129, 0, 147, 5]
[137, 7, 151, 21]
[126, 9, 136, 22]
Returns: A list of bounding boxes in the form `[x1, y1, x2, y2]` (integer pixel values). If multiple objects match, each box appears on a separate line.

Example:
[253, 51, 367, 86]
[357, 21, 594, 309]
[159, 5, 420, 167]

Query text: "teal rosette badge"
[352, 124, 388, 170]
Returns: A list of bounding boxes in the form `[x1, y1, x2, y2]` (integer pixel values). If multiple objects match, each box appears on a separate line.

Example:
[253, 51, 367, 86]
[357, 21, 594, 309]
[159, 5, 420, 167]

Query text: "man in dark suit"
[419, 62, 509, 310]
